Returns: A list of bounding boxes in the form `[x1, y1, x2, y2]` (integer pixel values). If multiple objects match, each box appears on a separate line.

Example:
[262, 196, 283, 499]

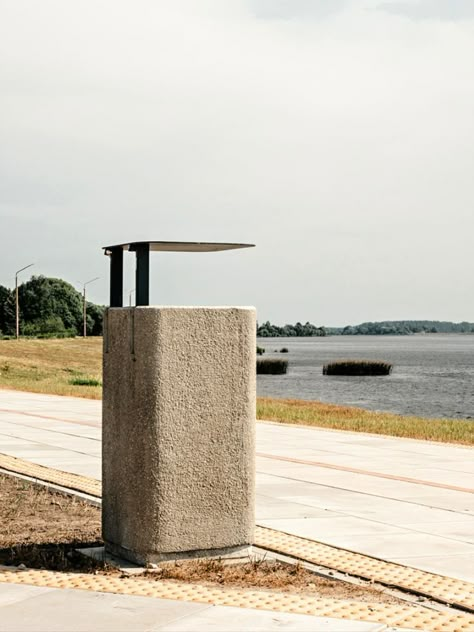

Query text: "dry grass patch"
[257, 398, 474, 445]
[0, 473, 102, 571]
[150, 558, 402, 603]
[0, 474, 402, 603]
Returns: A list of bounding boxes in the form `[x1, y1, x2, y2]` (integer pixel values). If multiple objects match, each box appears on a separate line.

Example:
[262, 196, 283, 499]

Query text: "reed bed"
[323, 360, 392, 376]
[257, 358, 288, 375]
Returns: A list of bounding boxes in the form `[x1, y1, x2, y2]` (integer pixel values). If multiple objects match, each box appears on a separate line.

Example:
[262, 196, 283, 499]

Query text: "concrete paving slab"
[0, 584, 396, 632]
[284, 492, 471, 524]
[401, 520, 474, 543]
[255, 495, 340, 520]
[0, 434, 38, 445]
[399, 493, 474, 514]
[410, 467, 474, 486]
[388, 553, 474, 582]
[258, 516, 411, 539]
[154, 605, 385, 631]
[0, 445, 67, 455]
[0, 586, 210, 632]
[326, 532, 474, 560]
[0, 584, 55, 607]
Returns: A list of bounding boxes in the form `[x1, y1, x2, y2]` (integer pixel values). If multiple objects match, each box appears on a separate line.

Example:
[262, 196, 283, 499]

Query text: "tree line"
[257, 319, 474, 337]
[2, 278, 472, 339]
[337, 320, 474, 335]
[257, 321, 327, 337]
[0, 276, 104, 337]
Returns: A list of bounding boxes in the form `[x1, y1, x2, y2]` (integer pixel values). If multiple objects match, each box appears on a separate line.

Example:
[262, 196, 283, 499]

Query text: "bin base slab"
[104, 541, 253, 566]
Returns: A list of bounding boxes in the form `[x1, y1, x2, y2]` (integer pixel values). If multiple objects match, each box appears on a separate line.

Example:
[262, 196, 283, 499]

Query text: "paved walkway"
[1, 389, 473, 630]
[3, 583, 411, 632]
[0, 584, 418, 632]
[0, 389, 473, 583]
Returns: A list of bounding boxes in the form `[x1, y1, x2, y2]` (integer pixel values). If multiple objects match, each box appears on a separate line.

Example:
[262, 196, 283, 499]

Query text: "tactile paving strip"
[0, 453, 101, 498]
[2, 454, 474, 618]
[0, 566, 473, 631]
[255, 527, 474, 613]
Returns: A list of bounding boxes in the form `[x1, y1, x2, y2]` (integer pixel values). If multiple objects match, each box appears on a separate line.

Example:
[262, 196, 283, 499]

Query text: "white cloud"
[1, 0, 473, 324]
[248, 0, 351, 20]
[378, 0, 474, 21]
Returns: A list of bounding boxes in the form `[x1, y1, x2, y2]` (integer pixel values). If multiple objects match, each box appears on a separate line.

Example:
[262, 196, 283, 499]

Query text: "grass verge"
[257, 398, 474, 445]
[0, 338, 102, 399]
[0, 338, 472, 445]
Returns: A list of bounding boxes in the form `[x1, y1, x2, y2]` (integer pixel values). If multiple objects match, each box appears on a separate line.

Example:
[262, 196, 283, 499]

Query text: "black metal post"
[135, 243, 150, 306]
[110, 247, 123, 307]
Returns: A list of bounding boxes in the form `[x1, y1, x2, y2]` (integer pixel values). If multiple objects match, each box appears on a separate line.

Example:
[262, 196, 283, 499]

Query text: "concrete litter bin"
[101, 241, 256, 564]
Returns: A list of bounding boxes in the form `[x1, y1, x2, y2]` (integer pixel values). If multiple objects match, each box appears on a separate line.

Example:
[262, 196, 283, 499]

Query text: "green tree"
[17, 276, 83, 335]
[86, 302, 105, 336]
[0, 285, 12, 335]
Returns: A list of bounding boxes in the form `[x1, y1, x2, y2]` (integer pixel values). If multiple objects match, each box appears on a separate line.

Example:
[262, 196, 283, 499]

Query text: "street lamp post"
[15, 263, 34, 339]
[82, 277, 99, 337]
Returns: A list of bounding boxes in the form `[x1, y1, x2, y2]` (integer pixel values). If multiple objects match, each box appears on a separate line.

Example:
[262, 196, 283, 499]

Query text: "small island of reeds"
[323, 360, 392, 376]
[257, 358, 288, 375]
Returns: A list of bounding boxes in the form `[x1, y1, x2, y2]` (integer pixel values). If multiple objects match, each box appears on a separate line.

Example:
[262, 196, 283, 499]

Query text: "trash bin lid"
[103, 241, 255, 307]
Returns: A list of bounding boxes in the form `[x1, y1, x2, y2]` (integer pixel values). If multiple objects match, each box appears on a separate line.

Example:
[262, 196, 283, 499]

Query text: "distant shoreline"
[258, 331, 474, 337]
[257, 320, 474, 337]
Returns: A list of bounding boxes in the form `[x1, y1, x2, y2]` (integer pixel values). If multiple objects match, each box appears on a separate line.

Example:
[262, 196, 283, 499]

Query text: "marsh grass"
[323, 360, 392, 376]
[257, 397, 474, 445]
[257, 358, 288, 375]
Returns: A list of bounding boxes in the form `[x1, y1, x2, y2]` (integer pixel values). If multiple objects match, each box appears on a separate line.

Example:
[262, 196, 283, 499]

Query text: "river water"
[256, 335, 474, 419]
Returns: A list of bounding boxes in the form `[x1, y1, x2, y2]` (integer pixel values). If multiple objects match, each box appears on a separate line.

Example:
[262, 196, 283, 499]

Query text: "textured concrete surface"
[1, 389, 473, 581]
[102, 307, 256, 563]
[0, 584, 415, 632]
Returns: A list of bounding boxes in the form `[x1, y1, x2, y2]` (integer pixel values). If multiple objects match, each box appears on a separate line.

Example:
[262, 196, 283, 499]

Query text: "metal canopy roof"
[103, 240, 255, 307]
[103, 241, 254, 256]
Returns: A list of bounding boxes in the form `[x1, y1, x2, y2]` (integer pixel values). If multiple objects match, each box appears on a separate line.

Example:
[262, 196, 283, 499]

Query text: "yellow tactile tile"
[0, 453, 101, 497]
[255, 526, 474, 612]
[1, 567, 473, 631]
[2, 453, 474, 620]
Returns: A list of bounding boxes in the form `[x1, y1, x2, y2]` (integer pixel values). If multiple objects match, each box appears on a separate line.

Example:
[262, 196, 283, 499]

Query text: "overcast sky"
[1, 0, 473, 327]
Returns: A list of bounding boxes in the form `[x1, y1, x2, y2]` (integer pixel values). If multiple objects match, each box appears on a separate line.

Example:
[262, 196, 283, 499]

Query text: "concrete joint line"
[0, 408, 100, 429]
[256, 452, 474, 495]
